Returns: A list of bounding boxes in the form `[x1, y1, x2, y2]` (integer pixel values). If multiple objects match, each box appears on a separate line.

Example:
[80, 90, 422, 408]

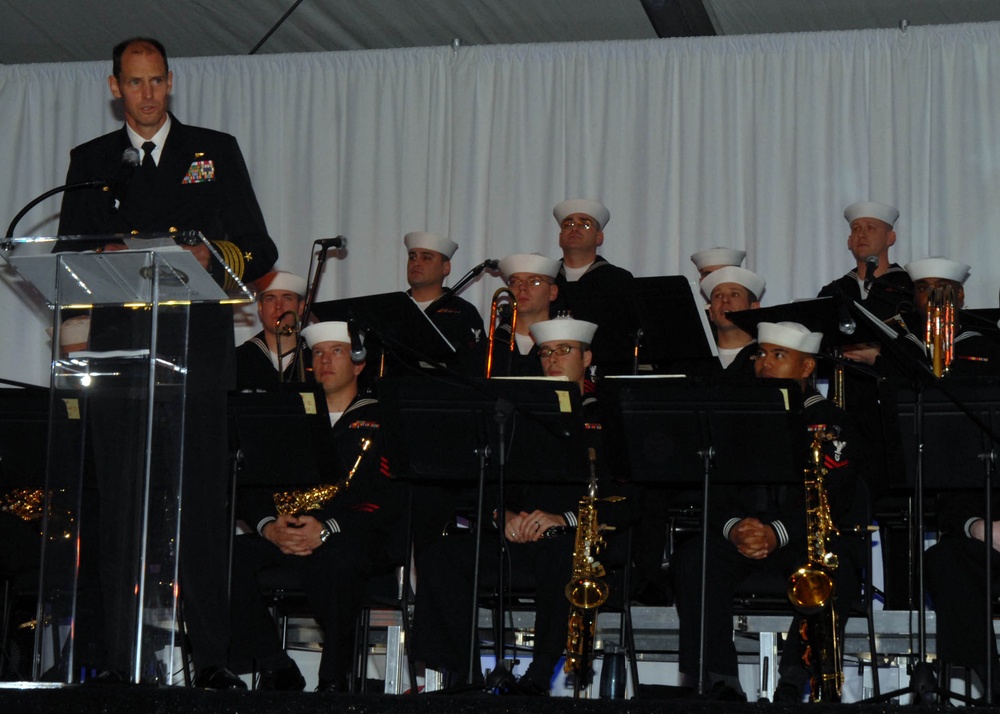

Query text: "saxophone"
[273, 437, 371, 515]
[787, 428, 843, 702]
[563, 448, 619, 694]
[1, 488, 46, 521]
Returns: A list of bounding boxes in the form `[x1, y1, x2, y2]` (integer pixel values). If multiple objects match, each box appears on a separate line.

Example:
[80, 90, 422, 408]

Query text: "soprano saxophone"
[787, 428, 843, 702]
[273, 437, 371, 515]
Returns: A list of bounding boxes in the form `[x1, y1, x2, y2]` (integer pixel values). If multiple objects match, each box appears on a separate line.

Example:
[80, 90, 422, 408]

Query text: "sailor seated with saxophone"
[228, 321, 405, 692]
[489, 253, 561, 377]
[671, 321, 867, 703]
[235, 270, 309, 390]
[410, 317, 637, 696]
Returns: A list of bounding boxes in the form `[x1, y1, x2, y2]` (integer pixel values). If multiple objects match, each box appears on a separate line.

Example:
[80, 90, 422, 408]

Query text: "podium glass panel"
[2, 234, 252, 684]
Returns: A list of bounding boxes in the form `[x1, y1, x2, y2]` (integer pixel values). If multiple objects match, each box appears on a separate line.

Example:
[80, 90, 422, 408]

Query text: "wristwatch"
[319, 527, 331, 544]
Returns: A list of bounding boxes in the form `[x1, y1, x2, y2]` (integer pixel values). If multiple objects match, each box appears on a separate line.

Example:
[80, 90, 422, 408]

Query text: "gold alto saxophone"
[564, 448, 622, 696]
[273, 437, 371, 515]
[787, 428, 843, 702]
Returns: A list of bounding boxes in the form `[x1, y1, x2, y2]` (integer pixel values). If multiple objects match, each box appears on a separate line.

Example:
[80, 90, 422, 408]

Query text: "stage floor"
[0, 682, 994, 714]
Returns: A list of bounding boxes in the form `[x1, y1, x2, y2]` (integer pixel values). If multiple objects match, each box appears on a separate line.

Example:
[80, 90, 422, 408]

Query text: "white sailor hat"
[403, 231, 458, 259]
[47, 315, 91, 347]
[498, 253, 561, 281]
[690, 247, 746, 271]
[256, 270, 307, 297]
[529, 316, 598, 347]
[905, 257, 970, 284]
[301, 321, 352, 348]
[844, 201, 899, 227]
[757, 321, 823, 355]
[699, 266, 766, 301]
[553, 199, 610, 231]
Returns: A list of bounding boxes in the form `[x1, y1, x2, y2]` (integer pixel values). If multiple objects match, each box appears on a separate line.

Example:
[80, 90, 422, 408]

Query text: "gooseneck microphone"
[5, 178, 108, 241]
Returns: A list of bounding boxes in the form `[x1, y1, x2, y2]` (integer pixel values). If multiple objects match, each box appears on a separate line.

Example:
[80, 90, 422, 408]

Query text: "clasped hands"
[504, 509, 565, 544]
[262, 513, 325, 555]
[729, 517, 778, 559]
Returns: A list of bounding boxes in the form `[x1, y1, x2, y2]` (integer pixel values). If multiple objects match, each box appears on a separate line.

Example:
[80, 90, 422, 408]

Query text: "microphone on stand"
[430, 258, 500, 309]
[109, 147, 140, 214]
[300, 236, 347, 328]
[315, 236, 347, 249]
[863, 255, 879, 291]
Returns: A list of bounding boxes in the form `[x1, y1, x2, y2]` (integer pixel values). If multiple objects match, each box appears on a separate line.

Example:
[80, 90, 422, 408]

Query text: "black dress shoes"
[316, 672, 351, 693]
[88, 669, 128, 685]
[503, 677, 549, 697]
[772, 681, 804, 703]
[194, 665, 248, 690]
[258, 661, 306, 691]
[704, 680, 747, 702]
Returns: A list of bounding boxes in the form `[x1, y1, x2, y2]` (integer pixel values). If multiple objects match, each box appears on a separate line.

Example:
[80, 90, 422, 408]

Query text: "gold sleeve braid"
[212, 240, 245, 293]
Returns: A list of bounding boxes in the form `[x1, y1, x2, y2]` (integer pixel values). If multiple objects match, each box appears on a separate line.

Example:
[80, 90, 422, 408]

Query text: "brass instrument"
[1, 488, 46, 521]
[831, 348, 846, 409]
[564, 448, 615, 696]
[273, 437, 371, 515]
[787, 429, 843, 702]
[926, 284, 956, 377]
[275, 309, 306, 383]
[485, 287, 517, 378]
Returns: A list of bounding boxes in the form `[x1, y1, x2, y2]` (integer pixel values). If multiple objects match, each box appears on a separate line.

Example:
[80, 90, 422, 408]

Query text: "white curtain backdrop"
[2, 22, 1000, 386]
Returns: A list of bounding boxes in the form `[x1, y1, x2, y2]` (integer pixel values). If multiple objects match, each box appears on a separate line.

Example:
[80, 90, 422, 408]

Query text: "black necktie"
[141, 141, 157, 171]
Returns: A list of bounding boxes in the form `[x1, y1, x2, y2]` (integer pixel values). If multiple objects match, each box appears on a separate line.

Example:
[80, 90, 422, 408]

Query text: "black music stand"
[875, 382, 1000, 705]
[621, 276, 718, 376]
[228, 388, 334, 489]
[601, 377, 805, 695]
[553, 282, 638, 376]
[377, 376, 589, 686]
[962, 308, 1000, 338]
[311, 292, 456, 377]
[226, 388, 333, 609]
[727, 296, 889, 353]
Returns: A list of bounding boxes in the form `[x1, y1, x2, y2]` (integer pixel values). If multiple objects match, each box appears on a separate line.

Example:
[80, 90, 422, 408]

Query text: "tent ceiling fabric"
[0, 0, 657, 64]
[3, 0, 1000, 66]
[705, 0, 1000, 35]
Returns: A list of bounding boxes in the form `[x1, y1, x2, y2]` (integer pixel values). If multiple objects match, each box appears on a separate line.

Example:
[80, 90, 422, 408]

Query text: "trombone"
[485, 287, 517, 378]
[275, 309, 306, 383]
